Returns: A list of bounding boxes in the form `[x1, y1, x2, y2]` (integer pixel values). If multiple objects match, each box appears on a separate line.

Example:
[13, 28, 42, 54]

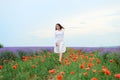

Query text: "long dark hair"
[55, 23, 64, 30]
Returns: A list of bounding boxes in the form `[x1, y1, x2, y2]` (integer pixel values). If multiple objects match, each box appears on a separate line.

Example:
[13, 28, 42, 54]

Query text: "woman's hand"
[56, 42, 59, 46]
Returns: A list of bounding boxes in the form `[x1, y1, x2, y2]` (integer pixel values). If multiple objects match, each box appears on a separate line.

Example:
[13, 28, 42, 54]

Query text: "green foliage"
[102, 53, 120, 66]
[0, 51, 17, 65]
[0, 44, 3, 48]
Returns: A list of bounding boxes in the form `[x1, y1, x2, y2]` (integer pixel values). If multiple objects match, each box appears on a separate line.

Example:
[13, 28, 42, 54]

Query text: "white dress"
[54, 29, 66, 53]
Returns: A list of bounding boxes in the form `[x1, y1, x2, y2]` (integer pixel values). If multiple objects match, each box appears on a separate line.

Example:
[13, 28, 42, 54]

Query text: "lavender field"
[0, 46, 120, 55]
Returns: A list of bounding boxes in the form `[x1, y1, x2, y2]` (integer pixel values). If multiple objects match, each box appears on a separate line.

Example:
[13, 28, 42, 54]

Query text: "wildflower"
[92, 70, 96, 73]
[114, 74, 120, 79]
[87, 63, 92, 67]
[91, 77, 97, 80]
[102, 68, 111, 75]
[48, 69, 55, 74]
[85, 56, 88, 60]
[41, 59, 44, 62]
[83, 72, 87, 76]
[81, 55, 84, 59]
[43, 55, 46, 58]
[72, 57, 77, 61]
[0, 65, 2, 69]
[12, 65, 17, 69]
[102, 66, 105, 69]
[96, 58, 100, 64]
[96, 60, 100, 64]
[22, 56, 27, 62]
[57, 75, 63, 80]
[64, 60, 69, 65]
[85, 67, 90, 71]
[78, 50, 82, 55]
[60, 71, 64, 75]
[28, 56, 32, 59]
[32, 65, 35, 68]
[82, 61, 86, 65]
[70, 71, 74, 75]
[59, 61, 62, 64]
[89, 58, 93, 62]
[109, 59, 114, 63]
[36, 62, 39, 65]
[79, 64, 84, 69]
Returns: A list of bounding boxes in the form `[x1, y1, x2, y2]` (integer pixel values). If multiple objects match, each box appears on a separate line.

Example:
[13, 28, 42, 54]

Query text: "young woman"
[54, 23, 66, 63]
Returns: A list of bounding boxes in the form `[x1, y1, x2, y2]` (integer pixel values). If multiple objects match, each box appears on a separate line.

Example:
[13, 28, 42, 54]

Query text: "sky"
[0, 0, 120, 47]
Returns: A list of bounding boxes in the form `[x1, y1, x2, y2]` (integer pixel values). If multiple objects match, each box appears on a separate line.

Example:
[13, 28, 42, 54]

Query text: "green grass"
[0, 48, 120, 80]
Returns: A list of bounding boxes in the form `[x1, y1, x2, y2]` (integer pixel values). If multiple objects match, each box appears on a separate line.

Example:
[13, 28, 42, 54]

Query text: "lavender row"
[0, 46, 120, 55]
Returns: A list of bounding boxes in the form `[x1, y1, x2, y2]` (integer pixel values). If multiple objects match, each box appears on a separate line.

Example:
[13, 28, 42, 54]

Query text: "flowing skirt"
[54, 41, 66, 53]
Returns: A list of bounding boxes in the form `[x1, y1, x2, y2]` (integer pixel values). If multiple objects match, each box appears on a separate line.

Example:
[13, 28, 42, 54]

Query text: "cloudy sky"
[0, 0, 120, 47]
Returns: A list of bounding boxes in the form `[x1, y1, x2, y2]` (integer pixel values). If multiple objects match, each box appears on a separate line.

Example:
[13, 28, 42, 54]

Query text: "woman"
[54, 23, 66, 63]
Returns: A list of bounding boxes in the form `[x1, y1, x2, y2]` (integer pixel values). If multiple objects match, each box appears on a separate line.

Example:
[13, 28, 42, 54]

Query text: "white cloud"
[61, 7, 120, 37]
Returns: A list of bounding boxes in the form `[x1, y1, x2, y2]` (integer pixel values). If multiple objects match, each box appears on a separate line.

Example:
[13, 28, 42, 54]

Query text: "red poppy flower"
[12, 65, 17, 69]
[48, 69, 55, 74]
[0, 65, 2, 69]
[85, 67, 90, 71]
[114, 74, 120, 79]
[87, 63, 92, 67]
[102, 68, 111, 75]
[81, 55, 84, 59]
[109, 59, 114, 63]
[92, 70, 96, 73]
[70, 71, 74, 75]
[89, 58, 93, 62]
[91, 77, 97, 80]
[22, 56, 27, 62]
[102, 66, 105, 69]
[57, 75, 63, 80]
[64, 60, 69, 65]
[79, 64, 84, 69]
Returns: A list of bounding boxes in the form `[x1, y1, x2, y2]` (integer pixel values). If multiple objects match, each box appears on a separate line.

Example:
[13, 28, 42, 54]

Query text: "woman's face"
[56, 24, 60, 30]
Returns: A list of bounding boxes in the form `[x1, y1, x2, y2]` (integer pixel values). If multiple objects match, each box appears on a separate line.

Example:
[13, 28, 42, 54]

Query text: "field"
[0, 47, 120, 80]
